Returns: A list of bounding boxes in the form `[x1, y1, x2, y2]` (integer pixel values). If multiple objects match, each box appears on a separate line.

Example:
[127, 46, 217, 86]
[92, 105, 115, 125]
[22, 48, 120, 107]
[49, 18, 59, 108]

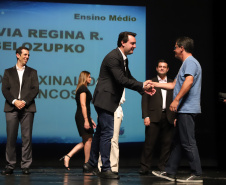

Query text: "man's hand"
[143, 80, 156, 96]
[143, 80, 152, 91]
[14, 100, 26, 110]
[145, 87, 156, 96]
[170, 99, 179, 112]
[91, 119, 97, 129]
[144, 117, 150, 126]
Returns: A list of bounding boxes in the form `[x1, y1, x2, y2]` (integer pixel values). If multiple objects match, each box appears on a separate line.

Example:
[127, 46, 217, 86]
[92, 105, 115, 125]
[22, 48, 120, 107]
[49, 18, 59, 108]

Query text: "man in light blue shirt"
[150, 37, 203, 183]
[174, 55, 202, 113]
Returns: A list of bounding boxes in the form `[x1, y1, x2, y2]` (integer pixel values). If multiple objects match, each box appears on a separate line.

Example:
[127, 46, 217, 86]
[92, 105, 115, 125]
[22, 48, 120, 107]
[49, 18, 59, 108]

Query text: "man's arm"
[170, 75, 193, 112]
[108, 57, 145, 92]
[145, 79, 175, 96]
[152, 79, 177, 90]
[2, 70, 13, 103]
[23, 69, 39, 106]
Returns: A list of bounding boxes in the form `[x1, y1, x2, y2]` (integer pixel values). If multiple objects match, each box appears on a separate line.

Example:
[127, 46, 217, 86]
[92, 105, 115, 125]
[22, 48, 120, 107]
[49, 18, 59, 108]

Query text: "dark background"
[1, 0, 225, 170]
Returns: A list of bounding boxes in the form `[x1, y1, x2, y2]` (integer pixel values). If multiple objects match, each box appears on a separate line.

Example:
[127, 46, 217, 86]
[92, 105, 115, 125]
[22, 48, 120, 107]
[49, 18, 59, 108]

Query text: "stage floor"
[0, 168, 225, 185]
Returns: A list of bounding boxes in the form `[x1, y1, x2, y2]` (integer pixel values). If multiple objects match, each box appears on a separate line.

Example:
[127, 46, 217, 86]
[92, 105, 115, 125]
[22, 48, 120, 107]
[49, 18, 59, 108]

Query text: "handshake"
[143, 80, 156, 96]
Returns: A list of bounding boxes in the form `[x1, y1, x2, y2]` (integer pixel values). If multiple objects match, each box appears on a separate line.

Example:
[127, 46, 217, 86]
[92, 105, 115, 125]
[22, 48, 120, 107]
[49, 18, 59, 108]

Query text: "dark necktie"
[124, 58, 128, 71]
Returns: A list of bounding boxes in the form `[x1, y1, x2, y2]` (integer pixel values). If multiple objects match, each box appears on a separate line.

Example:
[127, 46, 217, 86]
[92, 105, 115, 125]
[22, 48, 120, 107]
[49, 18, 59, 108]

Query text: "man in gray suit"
[83, 32, 155, 179]
[1, 46, 39, 175]
[139, 60, 175, 175]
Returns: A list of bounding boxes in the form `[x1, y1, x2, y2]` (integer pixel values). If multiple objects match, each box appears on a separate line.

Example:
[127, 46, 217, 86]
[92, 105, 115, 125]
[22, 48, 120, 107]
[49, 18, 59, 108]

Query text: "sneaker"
[176, 175, 203, 183]
[152, 171, 176, 181]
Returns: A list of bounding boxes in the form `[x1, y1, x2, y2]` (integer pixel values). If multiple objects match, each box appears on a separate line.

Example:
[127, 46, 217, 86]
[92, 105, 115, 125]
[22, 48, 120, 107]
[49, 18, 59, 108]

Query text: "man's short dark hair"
[176, 36, 194, 54]
[117, 31, 137, 47]
[157, 59, 168, 68]
[16, 46, 29, 55]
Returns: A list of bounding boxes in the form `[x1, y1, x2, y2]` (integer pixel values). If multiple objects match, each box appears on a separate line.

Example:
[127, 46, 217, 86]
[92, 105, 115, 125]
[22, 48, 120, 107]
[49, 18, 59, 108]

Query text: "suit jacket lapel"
[12, 66, 20, 87]
[153, 77, 162, 97]
[125, 58, 129, 76]
[21, 66, 29, 88]
[122, 59, 126, 74]
[116, 48, 126, 74]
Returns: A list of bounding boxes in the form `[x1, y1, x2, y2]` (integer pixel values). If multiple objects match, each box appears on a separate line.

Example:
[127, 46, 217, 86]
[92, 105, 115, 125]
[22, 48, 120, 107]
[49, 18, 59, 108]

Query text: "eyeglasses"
[174, 45, 182, 50]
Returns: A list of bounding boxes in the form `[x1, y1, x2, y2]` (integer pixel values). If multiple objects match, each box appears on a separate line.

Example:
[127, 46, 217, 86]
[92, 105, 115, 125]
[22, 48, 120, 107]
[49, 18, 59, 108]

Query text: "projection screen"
[0, 0, 146, 143]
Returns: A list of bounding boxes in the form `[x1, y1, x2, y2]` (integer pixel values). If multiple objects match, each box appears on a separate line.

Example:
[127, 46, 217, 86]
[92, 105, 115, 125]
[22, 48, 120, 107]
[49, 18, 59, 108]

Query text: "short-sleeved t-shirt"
[174, 56, 202, 113]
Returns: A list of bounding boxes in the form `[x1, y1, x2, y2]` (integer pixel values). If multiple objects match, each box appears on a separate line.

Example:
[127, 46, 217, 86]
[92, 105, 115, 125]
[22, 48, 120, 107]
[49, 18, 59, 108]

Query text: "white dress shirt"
[115, 48, 127, 118]
[12, 65, 25, 104]
[157, 75, 167, 110]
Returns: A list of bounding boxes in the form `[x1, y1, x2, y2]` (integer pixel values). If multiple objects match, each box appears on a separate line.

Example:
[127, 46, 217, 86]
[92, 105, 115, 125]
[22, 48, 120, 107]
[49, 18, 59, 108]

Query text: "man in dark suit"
[83, 32, 155, 179]
[139, 60, 175, 175]
[1, 46, 39, 175]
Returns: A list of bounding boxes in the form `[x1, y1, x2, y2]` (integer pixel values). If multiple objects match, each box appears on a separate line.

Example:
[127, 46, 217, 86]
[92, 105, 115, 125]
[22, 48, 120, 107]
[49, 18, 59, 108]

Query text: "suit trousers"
[165, 113, 202, 176]
[98, 111, 123, 172]
[88, 107, 114, 172]
[140, 112, 174, 171]
[5, 110, 34, 169]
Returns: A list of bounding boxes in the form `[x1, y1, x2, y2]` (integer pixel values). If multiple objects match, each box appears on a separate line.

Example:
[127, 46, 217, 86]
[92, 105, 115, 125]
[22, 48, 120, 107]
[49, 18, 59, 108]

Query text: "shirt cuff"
[12, 99, 17, 105]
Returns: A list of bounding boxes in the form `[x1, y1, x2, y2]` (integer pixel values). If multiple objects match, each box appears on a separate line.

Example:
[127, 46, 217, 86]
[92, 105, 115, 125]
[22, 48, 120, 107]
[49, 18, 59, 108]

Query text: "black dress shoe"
[1, 168, 13, 175]
[98, 170, 120, 179]
[22, 168, 31, 175]
[83, 163, 99, 175]
[112, 171, 118, 175]
[139, 168, 149, 175]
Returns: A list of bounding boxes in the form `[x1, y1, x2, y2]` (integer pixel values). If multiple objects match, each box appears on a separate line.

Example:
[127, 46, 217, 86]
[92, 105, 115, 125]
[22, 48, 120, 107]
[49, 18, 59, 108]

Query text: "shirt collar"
[157, 75, 167, 82]
[16, 64, 25, 71]
[118, 47, 127, 61]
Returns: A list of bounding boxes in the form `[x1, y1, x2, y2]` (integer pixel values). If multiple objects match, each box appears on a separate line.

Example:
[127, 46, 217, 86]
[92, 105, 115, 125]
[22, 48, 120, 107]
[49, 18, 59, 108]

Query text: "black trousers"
[140, 112, 174, 171]
[5, 110, 34, 169]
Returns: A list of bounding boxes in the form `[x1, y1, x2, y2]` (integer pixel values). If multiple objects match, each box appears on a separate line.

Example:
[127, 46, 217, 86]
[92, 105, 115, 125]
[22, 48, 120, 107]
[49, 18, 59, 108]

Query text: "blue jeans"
[165, 113, 202, 176]
[88, 106, 114, 172]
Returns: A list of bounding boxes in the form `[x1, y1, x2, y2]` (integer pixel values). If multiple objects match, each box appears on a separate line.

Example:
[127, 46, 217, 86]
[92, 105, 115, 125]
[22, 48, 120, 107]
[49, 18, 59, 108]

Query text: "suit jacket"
[2, 65, 39, 112]
[142, 77, 175, 124]
[92, 48, 143, 113]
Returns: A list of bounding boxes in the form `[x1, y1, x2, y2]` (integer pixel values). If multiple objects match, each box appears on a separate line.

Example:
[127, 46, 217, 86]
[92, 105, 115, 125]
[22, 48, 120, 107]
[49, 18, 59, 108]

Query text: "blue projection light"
[0, 1, 146, 143]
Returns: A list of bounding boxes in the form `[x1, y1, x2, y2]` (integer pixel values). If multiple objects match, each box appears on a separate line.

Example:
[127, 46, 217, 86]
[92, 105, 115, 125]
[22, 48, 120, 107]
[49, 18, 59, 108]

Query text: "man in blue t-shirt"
[150, 37, 203, 183]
